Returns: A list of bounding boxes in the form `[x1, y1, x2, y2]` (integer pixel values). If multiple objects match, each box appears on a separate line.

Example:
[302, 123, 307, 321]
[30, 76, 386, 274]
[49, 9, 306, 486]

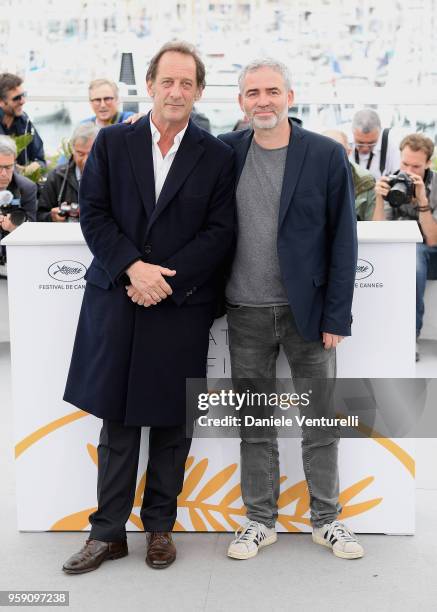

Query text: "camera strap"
[354, 127, 390, 174]
[354, 148, 374, 171]
[57, 159, 73, 206]
[379, 128, 390, 175]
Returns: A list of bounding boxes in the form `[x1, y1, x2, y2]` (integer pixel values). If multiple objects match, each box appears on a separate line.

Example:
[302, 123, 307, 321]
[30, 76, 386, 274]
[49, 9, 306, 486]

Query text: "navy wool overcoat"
[64, 115, 235, 426]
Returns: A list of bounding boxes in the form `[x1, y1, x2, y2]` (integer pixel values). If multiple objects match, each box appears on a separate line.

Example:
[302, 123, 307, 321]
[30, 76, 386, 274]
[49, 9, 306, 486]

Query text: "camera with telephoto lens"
[59, 201, 80, 221]
[384, 172, 416, 207]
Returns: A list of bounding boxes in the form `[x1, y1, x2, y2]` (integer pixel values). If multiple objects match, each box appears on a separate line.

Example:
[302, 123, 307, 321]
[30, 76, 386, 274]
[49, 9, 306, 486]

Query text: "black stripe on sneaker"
[329, 533, 336, 542]
[331, 538, 338, 545]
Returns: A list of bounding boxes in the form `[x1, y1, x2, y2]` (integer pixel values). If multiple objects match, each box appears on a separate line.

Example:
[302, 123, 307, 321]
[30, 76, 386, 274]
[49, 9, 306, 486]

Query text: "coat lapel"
[278, 122, 308, 228]
[234, 129, 253, 186]
[147, 119, 205, 231]
[125, 113, 156, 218]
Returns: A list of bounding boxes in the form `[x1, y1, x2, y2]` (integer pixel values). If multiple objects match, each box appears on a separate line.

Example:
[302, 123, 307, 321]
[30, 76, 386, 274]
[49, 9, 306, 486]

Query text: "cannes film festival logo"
[48, 260, 86, 282]
[356, 259, 374, 280]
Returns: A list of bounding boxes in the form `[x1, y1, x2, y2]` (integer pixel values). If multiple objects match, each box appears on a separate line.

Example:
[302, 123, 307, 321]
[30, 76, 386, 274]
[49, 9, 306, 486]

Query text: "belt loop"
[273, 306, 280, 338]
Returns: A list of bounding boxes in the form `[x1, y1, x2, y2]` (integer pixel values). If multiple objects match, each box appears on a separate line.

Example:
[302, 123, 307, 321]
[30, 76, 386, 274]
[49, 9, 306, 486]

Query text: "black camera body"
[0, 191, 27, 271]
[0, 204, 27, 269]
[0, 190, 27, 229]
[59, 202, 80, 221]
[384, 172, 416, 207]
[0, 203, 27, 228]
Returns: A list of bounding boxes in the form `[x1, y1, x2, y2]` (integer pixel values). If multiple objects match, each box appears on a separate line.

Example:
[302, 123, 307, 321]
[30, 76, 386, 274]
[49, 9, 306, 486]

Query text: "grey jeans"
[227, 304, 341, 529]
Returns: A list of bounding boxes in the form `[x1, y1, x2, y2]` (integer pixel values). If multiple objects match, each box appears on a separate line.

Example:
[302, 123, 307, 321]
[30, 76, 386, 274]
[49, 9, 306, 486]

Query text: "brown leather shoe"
[145, 532, 176, 569]
[62, 539, 128, 574]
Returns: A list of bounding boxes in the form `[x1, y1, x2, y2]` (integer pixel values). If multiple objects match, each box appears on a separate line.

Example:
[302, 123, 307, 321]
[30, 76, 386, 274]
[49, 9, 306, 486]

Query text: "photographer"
[0, 135, 37, 232]
[0, 135, 36, 274]
[351, 108, 401, 179]
[373, 133, 437, 360]
[324, 129, 377, 220]
[37, 123, 98, 222]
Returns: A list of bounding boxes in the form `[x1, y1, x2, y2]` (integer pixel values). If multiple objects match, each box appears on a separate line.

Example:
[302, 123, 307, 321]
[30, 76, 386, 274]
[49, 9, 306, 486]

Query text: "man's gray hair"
[88, 78, 119, 97]
[352, 109, 382, 134]
[70, 122, 99, 147]
[0, 135, 17, 158]
[238, 58, 292, 93]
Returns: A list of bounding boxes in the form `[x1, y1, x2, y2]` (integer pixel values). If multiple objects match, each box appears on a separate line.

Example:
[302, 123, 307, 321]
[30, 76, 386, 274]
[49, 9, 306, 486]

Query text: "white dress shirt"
[75, 164, 82, 185]
[350, 128, 404, 180]
[149, 115, 188, 202]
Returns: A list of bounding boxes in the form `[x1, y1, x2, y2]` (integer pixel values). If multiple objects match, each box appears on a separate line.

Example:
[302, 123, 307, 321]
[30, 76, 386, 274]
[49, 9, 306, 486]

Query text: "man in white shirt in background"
[351, 108, 401, 180]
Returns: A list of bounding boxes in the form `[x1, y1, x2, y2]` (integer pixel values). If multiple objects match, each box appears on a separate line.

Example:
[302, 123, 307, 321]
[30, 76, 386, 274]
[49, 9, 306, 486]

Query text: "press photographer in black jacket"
[37, 123, 98, 222]
[0, 135, 37, 232]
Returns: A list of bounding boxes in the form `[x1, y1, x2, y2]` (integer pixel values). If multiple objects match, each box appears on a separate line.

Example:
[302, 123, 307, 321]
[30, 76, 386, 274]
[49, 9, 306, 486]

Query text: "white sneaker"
[312, 520, 364, 559]
[227, 520, 277, 560]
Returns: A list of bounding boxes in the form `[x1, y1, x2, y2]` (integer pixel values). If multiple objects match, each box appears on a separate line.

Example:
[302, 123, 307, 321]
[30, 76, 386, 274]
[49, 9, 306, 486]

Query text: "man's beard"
[249, 106, 288, 130]
[2, 106, 15, 118]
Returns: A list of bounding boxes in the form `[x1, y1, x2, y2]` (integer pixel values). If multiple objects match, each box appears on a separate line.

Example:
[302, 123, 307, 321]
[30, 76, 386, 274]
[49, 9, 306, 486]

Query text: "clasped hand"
[125, 260, 176, 307]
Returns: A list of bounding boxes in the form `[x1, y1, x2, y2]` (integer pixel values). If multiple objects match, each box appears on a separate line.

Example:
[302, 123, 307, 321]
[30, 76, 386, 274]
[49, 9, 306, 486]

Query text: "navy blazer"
[219, 122, 357, 341]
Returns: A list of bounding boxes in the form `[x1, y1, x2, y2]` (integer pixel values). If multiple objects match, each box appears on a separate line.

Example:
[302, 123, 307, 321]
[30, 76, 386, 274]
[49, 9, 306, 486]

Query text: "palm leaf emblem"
[51, 448, 382, 532]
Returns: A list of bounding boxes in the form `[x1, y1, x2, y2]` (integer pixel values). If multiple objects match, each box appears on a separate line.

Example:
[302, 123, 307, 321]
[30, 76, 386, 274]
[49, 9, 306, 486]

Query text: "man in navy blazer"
[62, 41, 235, 573]
[219, 59, 363, 561]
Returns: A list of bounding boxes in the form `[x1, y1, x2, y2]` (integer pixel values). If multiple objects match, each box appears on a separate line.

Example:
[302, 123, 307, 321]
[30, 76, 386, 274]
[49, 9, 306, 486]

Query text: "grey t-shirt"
[226, 139, 288, 306]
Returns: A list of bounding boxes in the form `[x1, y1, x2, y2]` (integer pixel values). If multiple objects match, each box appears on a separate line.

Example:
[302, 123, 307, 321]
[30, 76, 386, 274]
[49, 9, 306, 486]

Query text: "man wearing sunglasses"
[0, 73, 45, 169]
[351, 108, 401, 180]
[84, 79, 133, 129]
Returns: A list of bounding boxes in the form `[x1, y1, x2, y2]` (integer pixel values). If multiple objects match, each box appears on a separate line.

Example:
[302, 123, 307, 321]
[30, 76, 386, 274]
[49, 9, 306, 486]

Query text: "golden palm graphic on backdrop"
[51, 444, 382, 532]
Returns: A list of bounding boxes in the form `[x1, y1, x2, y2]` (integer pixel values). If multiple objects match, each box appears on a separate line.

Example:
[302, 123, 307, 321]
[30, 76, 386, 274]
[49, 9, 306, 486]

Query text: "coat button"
[144, 245, 152, 254]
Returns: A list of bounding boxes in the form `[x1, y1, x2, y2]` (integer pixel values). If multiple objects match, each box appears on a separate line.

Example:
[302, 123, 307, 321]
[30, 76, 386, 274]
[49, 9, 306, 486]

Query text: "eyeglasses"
[354, 142, 378, 150]
[11, 92, 26, 102]
[89, 96, 115, 105]
[0, 164, 14, 172]
[72, 149, 89, 159]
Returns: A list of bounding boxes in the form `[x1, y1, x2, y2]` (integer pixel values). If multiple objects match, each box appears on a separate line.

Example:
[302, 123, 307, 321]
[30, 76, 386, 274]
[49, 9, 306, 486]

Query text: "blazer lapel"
[234, 129, 253, 186]
[278, 122, 308, 229]
[147, 120, 205, 231]
[125, 113, 156, 218]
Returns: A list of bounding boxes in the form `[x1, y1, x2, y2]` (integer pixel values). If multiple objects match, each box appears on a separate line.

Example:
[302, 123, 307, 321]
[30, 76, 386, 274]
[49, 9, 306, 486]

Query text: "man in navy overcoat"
[62, 41, 235, 572]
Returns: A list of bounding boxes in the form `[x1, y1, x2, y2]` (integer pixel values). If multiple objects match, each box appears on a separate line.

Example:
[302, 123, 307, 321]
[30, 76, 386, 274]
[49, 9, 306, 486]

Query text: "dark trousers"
[89, 419, 192, 542]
